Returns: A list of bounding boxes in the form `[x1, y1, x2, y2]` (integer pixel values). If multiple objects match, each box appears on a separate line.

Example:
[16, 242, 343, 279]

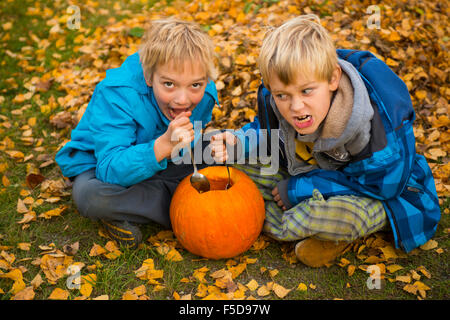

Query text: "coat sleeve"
[90, 87, 167, 187]
[286, 154, 405, 205]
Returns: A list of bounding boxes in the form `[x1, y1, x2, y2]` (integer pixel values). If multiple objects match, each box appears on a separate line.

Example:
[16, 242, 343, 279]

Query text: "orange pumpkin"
[170, 166, 265, 259]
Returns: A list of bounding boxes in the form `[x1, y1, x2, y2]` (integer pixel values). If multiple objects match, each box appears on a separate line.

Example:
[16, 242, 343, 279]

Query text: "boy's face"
[270, 66, 341, 135]
[146, 60, 208, 120]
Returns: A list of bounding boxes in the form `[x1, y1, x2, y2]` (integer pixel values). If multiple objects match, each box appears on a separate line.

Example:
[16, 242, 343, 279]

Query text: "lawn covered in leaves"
[0, 0, 448, 300]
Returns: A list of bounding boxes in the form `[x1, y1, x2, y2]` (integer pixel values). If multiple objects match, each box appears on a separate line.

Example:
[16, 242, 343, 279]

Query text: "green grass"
[0, 0, 449, 301]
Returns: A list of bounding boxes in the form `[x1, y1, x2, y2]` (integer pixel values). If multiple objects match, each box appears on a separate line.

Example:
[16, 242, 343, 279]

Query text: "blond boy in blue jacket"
[210, 15, 440, 267]
[56, 19, 219, 247]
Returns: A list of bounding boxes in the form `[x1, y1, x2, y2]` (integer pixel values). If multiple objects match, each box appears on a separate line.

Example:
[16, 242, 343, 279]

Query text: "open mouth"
[295, 115, 312, 123]
[168, 106, 192, 119]
[293, 115, 314, 129]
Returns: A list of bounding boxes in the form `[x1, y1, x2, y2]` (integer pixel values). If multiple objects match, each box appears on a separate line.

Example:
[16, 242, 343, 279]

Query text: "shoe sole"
[101, 220, 142, 246]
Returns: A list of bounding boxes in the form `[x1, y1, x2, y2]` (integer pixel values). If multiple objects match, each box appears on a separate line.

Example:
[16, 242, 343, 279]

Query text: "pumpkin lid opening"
[206, 176, 234, 191]
[196, 166, 239, 192]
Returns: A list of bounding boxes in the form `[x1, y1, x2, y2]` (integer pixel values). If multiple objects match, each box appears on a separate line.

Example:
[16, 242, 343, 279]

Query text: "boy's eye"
[192, 82, 203, 89]
[275, 94, 288, 100]
[164, 82, 174, 88]
[302, 88, 313, 94]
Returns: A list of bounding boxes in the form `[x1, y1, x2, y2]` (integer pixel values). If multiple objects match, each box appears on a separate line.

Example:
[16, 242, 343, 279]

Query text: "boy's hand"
[210, 131, 237, 163]
[272, 187, 287, 211]
[155, 111, 193, 161]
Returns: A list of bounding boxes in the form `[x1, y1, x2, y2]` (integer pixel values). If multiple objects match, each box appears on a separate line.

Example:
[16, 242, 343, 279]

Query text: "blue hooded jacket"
[55, 52, 219, 187]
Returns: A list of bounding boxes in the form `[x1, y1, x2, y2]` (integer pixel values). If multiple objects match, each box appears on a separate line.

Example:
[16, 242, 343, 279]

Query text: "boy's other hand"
[210, 131, 237, 163]
[272, 187, 287, 211]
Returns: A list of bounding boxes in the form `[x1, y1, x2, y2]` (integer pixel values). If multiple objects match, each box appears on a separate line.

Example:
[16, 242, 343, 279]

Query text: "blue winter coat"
[55, 52, 219, 187]
[235, 50, 441, 253]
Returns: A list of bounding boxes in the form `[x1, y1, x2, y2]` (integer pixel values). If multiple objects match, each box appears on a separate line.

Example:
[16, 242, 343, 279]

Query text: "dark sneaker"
[100, 219, 143, 248]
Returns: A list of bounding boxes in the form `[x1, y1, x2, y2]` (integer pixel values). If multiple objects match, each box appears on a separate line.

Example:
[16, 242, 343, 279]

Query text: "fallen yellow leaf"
[246, 279, 259, 291]
[166, 248, 183, 262]
[256, 285, 270, 297]
[5, 150, 24, 160]
[132, 284, 147, 296]
[30, 273, 43, 289]
[11, 286, 35, 300]
[17, 211, 36, 224]
[410, 270, 421, 281]
[396, 275, 412, 283]
[413, 281, 431, 291]
[419, 239, 438, 250]
[268, 269, 279, 278]
[228, 263, 246, 279]
[210, 268, 229, 279]
[193, 266, 209, 283]
[80, 273, 96, 297]
[202, 292, 229, 300]
[272, 283, 291, 298]
[11, 278, 26, 295]
[347, 265, 356, 277]
[386, 264, 403, 273]
[195, 283, 208, 298]
[104, 249, 121, 260]
[39, 206, 67, 219]
[338, 258, 351, 267]
[364, 255, 384, 264]
[16, 198, 29, 214]
[0, 163, 8, 173]
[380, 245, 398, 260]
[17, 243, 31, 251]
[297, 283, 307, 291]
[402, 283, 417, 295]
[180, 293, 192, 300]
[416, 266, 431, 279]
[146, 269, 163, 280]
[122, 290, 139, 300]
[2, 22, 12, 30]
[1, 175, 10, 187]
[89, 243, 107, 257]
[48, 288, 69, 300]
[0, 268, 23, 282]
[415, 90, 427, 100]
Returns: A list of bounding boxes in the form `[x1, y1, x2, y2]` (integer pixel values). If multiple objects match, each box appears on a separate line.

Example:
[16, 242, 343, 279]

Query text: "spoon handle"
[225, 164, 231, 189]
[188, 146, 197, 173]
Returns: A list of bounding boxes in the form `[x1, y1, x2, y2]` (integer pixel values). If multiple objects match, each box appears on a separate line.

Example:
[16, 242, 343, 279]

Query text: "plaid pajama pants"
[232, 163, 388, 242]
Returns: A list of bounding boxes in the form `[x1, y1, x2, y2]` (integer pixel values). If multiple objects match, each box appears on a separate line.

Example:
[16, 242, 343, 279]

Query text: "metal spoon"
[225, 164, 231, 190]
[188, 146, 210, 193]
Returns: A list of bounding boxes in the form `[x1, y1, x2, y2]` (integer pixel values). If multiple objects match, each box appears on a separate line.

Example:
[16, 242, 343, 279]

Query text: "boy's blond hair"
[258, 14, 337, 89]
[139, 18, 217, 81]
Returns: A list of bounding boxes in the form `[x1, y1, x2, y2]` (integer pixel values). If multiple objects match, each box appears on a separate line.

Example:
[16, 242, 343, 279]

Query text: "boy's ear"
[144, 71, 152, 87]
[328, 65, 342, 91]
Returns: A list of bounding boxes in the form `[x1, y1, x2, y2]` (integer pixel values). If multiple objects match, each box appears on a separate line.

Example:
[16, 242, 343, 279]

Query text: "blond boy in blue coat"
[56, 19, 219, 247]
